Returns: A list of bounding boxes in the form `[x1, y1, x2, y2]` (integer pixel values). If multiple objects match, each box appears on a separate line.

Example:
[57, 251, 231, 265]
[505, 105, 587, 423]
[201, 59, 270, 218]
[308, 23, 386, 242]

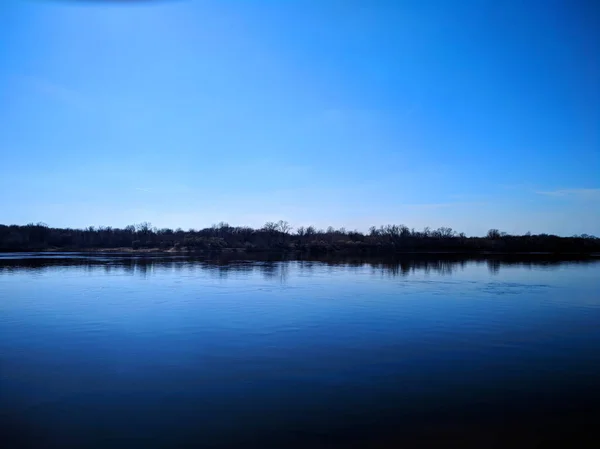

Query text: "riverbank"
[2, 223, 599, 255]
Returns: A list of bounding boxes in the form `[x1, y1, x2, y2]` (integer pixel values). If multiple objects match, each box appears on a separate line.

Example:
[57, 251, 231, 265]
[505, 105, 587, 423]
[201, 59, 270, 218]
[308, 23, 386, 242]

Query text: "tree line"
[0, 221, 598, 254]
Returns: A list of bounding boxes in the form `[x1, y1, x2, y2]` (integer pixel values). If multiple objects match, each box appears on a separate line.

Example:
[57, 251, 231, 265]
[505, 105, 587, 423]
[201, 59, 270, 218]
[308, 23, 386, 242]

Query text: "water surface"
[1, 255, 600, 448]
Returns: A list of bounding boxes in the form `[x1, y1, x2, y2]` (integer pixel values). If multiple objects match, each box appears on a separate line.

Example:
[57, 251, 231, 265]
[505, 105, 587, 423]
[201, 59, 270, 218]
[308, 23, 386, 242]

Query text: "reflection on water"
[1, 252, 597, 278]
[1, 254, 600, 448]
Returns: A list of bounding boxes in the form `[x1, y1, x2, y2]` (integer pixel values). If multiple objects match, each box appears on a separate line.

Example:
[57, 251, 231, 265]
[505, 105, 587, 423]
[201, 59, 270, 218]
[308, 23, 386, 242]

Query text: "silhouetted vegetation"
[1, 221, 599, 255]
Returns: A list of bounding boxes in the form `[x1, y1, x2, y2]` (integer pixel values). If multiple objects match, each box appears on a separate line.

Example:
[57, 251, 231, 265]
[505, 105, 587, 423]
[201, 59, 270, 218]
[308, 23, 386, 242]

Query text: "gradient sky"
[1, 0, 599, 236]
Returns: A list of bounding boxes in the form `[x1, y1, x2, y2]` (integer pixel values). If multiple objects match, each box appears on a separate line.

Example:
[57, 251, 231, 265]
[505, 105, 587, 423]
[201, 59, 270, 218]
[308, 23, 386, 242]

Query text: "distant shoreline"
[2, 223, 599, 256]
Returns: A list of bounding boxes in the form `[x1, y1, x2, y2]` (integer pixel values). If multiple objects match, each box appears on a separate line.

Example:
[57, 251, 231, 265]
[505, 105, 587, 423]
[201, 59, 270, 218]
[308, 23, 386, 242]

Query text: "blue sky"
[1, 0, 598, 236]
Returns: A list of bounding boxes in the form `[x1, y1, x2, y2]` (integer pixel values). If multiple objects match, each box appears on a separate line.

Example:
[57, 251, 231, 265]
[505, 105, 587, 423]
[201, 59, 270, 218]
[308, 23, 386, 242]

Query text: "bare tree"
[263, 222, 278, 232]
[277, 220, 293, 234]
[437, 227, 455, 238]
[487, 229, 501, 239]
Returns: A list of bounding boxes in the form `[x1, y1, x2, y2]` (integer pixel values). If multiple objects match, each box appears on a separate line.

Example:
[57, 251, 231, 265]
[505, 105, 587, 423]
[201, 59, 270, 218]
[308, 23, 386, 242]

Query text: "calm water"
[1, 254, 600, 448]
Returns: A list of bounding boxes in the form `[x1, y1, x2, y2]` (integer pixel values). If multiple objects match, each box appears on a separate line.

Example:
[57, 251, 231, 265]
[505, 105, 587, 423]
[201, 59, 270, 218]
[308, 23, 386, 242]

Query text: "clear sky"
[1, 0, 598, 236]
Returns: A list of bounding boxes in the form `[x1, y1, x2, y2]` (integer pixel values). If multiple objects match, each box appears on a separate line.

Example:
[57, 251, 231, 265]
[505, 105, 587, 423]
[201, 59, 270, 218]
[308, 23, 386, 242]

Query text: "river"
[1, 254, 599, 448]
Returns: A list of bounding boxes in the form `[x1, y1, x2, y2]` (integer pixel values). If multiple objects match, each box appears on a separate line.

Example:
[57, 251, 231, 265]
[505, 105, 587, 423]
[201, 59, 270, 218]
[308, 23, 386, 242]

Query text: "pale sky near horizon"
[1, 0, 599, 236]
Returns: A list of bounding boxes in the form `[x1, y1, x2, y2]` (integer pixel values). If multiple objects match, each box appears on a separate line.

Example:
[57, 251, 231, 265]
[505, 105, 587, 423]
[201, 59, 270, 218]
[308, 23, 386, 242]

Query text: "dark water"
[1, 254, 600, 448]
